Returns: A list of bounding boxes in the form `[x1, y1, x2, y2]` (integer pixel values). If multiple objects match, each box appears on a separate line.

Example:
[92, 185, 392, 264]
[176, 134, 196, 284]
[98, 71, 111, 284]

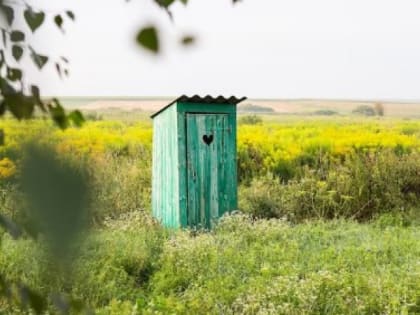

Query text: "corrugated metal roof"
[151, 95, 247, 118]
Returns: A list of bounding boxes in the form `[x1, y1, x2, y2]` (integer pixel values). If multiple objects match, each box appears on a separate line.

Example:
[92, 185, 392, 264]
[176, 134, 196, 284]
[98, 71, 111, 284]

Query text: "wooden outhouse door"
[186, 113, 233, 228]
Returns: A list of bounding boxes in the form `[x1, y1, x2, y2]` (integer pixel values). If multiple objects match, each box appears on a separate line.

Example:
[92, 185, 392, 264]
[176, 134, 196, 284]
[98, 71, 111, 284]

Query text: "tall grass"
[1, 117, 420, 223]
[0, 214, 419, 314]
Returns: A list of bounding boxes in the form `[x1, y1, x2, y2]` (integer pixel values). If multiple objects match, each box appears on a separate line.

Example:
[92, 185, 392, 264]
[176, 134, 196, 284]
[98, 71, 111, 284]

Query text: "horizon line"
[46, 96, 420, 104]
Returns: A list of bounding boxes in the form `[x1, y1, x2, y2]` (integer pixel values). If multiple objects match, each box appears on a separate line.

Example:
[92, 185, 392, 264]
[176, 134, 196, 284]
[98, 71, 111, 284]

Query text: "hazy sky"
[26, 0, 420, 99]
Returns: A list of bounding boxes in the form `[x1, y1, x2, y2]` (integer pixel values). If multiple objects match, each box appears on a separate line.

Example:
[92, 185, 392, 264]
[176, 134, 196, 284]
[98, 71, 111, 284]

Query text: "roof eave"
[151, 95, 247, 119]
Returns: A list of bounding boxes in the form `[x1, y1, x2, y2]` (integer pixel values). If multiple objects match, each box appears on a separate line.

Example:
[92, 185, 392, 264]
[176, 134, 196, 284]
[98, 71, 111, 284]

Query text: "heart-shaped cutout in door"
[202, 134, 214, 146]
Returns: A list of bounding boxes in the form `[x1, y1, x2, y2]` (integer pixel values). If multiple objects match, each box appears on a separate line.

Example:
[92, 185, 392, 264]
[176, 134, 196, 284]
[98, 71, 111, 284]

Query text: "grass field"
[1, 215, 419, 314]
[1, 109, 420, 314]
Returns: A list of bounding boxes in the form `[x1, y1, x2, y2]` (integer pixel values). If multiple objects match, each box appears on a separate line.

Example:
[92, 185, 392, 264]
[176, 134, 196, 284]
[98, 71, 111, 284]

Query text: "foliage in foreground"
[0, 214, 419, 314]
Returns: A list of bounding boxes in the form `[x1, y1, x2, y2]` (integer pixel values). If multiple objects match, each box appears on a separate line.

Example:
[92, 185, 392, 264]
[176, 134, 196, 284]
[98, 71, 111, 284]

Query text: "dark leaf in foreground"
[66, 11, 75, 21]
[19, 285, 47, 314]
[5, 93, 35, 119]
[6, 67, 22, 81]
[54, 14, 63, 30]
[55, 62, 62, 78]
[181, 35, 195, 46]
[12, 45, 23, 61]
[0, 102, 5, 116]
[48, 98, 68, 129]
[24, 8, 45, 32]
[0, 213, 22, 239]
[155, 0, 175, 8]
[68, 110, 85, 127]
[136, 26, 159, 53]
[30, 85, 42, 105]
[0, 4, 14, 26]
[10, 30, 25, 42]
[20, 143, 91, 259]
[30, 50, 49, 70]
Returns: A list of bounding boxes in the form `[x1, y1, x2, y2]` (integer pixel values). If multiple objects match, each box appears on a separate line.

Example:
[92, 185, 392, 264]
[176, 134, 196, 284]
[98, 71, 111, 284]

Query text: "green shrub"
[239, 175, 284, 219]
[352, 105, 376, 116]
[238, 115, 263, 125]
[311, 110, 338, 116]
[238, 104, 274, 113]
[90, 152, 152, 223]
[240, 151, 420, 222]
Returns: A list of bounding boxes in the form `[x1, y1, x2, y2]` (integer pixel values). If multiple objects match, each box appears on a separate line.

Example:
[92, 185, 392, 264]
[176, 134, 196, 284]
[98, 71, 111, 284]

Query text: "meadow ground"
[0, 107, 420, 314]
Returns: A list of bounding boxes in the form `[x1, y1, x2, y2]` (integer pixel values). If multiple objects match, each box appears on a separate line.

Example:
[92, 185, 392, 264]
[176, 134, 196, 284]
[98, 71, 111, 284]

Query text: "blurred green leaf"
[66, 10, 75, 21]
[181, 35, 195, 46]
[24, 8, 45, 33]
[55, 62, 62, 77]
[68, 110, 85, 127]
[54, 14, 63, 29]
[12, 45, 23, 61]
[0, 76, 16, 95]
[61, 56, 69, 63]
[48, 98, 68, 129]
[0, 213, 22, 239]
[0, 4, 14, 26]
[19, 285, 47, 314]
[0, 275, 11, 299]
[6, 67, 22, 81]
[4, 93, 35, 119]
[155, 0, 175, 8]
[136, 26, 159, 53]
[0, 49, 4, 67]
[0, 102, 5, 116]
[10, 30, 24, 42]
[30, 49, 49, 70]
[30, 85, 41, 102]
[20, 143, 91, 259]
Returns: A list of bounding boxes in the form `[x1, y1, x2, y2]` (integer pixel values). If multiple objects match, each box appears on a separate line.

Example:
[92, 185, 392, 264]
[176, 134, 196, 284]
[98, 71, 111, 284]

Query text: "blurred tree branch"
[0, 1, 242, 313]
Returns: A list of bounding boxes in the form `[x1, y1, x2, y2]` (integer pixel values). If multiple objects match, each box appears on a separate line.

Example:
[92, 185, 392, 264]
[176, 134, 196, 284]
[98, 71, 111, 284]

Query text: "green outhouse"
[151, 95, 246, 229]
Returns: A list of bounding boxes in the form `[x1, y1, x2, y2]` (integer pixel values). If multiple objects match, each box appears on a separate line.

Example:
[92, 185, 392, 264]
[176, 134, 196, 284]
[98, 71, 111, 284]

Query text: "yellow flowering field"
[237, 119, 420, 176]
[1, 117, 420, 180]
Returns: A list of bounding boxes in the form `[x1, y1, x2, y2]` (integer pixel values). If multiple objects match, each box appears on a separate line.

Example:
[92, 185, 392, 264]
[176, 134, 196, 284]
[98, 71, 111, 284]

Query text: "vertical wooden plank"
[186, 114, 232, 229]
[198, 115, 208, 227]
[228, 112, 238, 211]
[186, 114, 198, 227]
[177, 108, 188, 228]
[152, 105, 180, 228]
[218, 114, 228, 217]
